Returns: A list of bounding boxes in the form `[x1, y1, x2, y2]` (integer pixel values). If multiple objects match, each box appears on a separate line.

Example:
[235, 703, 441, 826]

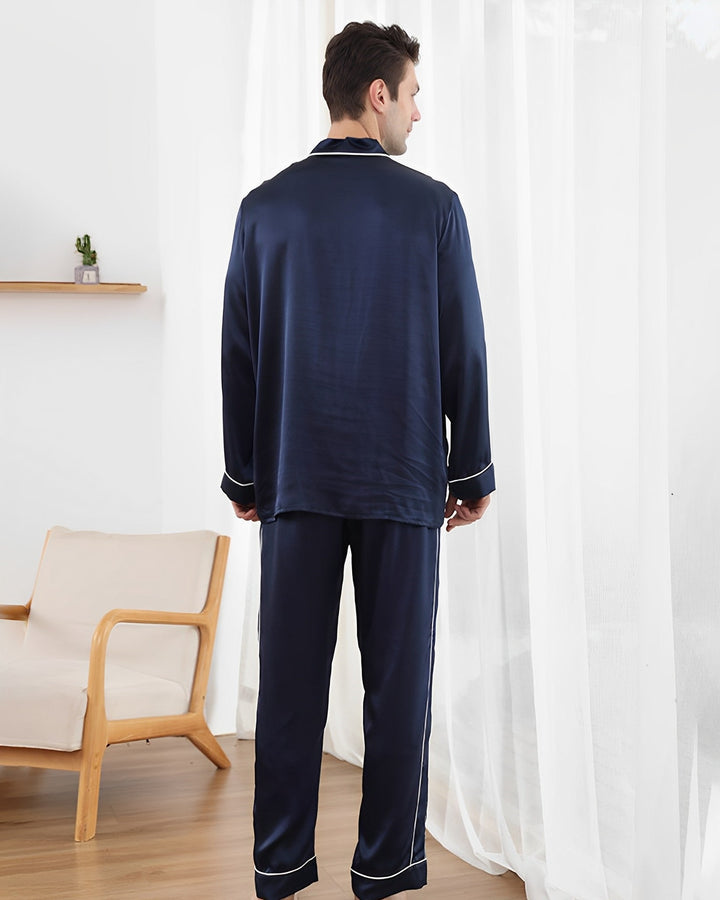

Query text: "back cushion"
[23, 527, 219, 693]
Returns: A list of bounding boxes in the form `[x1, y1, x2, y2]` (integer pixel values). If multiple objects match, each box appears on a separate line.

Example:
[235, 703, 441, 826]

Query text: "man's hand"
[231, 501, 260, 522]
[444, 493, 491, 532]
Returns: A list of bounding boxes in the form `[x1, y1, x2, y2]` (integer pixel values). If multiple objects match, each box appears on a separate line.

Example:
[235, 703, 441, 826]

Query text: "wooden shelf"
[0, 281, 147, 294]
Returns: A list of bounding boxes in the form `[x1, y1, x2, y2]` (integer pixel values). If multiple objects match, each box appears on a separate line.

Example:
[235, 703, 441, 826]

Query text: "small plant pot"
[74, 265, 100, 285]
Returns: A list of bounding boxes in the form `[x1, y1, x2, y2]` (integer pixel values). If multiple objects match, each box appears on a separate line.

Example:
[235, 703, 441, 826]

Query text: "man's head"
[323, 22, 421, 155]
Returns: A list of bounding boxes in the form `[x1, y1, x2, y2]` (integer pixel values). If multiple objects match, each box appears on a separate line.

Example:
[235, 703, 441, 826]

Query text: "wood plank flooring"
[0, 735, 526, 899]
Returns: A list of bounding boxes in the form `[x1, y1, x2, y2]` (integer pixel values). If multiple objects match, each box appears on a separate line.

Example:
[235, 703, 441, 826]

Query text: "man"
[221, 21, 494, 900]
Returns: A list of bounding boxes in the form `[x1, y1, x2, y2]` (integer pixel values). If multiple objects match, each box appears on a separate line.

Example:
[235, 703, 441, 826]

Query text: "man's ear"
[367, 78, 388, 115]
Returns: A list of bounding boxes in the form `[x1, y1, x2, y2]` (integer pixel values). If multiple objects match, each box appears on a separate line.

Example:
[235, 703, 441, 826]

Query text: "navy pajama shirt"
[221, 137, 494, 900]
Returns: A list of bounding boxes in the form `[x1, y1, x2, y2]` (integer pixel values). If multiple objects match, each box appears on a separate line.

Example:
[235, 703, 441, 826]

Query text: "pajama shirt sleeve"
[438, 193, 495, 500]
[221, 204, 256, 506]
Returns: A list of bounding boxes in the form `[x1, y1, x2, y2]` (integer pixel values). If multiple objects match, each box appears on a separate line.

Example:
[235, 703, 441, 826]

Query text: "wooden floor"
[0, 735, 526, 900]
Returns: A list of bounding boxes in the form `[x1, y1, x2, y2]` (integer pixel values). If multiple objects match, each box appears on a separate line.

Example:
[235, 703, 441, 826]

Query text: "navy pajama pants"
[253, 512, 441, 900]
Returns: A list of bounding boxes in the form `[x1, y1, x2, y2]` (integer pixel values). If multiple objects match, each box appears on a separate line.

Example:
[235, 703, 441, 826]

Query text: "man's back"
[222, 136, 492, 526]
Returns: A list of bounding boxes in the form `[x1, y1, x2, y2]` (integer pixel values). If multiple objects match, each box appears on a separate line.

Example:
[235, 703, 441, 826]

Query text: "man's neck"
[327, 113, 381, 144]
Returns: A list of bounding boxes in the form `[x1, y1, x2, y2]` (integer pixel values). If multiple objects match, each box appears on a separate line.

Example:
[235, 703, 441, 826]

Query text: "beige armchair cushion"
[0, 618, 25, 664]
[0, 659, 188, 751]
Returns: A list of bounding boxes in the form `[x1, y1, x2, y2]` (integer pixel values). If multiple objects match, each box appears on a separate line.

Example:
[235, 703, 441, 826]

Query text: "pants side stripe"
[409, 528, 441, 863]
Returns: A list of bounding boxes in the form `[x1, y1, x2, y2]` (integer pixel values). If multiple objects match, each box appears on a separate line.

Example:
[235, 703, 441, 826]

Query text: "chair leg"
[75, 746, 106, 841]
[187, 723, 231, 769]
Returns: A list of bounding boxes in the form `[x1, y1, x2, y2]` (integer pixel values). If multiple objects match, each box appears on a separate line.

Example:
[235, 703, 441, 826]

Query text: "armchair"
[0, 526, 231, 841]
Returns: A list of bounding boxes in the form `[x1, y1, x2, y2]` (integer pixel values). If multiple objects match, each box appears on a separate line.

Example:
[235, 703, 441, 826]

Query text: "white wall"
[0, 0, 163, 579]
[0, 0, 245, 734]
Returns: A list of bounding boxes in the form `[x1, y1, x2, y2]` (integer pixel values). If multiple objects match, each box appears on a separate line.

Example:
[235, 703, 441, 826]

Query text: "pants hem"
[351, 858, 427, 900]
[255, 856, 319, 900]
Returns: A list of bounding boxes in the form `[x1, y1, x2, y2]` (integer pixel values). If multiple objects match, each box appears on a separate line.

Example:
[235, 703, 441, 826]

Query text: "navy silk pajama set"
[221, 137, 494, 900]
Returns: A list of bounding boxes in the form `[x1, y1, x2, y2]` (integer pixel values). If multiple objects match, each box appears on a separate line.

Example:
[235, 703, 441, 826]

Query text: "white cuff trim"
[351, 858, 426, 881]
[449, 462, 493, 484]
[254, 855, 316, 877]
[224, 470, 253, 487]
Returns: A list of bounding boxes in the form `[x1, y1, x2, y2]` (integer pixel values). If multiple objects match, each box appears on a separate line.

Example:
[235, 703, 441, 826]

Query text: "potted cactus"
[74, 234, 100, 284]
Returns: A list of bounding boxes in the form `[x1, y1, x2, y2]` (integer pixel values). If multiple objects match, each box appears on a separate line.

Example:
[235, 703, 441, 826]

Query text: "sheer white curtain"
[157, 1, 720, 897]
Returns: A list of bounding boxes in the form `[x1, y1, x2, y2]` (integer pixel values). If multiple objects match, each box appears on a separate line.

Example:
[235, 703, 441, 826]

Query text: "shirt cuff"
[448, 462, 495, 500]
[221, 471, 256, 506]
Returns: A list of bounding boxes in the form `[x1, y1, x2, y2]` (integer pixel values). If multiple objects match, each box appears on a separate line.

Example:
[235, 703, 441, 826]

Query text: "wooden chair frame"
[0, 533, 231, 841]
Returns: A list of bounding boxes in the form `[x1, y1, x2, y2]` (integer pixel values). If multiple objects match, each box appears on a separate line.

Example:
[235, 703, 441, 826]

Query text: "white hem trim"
[448, 462, 493, 484]
[351, 857, 427, 881]
[254, 854, 316, 877]
[224, 470, 253, 487]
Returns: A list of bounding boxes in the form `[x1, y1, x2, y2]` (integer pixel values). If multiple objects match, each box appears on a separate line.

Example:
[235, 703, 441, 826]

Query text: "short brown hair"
[322, 22, 420, 122]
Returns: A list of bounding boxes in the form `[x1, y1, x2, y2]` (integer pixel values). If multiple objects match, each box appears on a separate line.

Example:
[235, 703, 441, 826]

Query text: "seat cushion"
[0, 658, 189, 751]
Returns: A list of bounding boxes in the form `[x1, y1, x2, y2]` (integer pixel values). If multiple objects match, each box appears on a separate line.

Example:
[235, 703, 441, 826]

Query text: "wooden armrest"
[91, 606, 207, 656]
[94, 606, 205, 636]
[86, 607, 211, 719]
[0, 604, 30, 621]
[89, 607, 207, 671]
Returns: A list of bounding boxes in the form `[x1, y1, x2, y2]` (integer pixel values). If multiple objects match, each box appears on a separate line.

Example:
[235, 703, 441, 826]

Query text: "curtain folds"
[216, 2, 720, 898]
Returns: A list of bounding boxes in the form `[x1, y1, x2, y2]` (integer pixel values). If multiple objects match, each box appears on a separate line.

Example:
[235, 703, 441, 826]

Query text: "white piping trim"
[448, 461, 493, 484]
[307, 151, 390, 157]
[224, 470, 253, 487]
[351, 857, 427, 881]
[410, 529, 441, 863]
[254, 855, 316, 877]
